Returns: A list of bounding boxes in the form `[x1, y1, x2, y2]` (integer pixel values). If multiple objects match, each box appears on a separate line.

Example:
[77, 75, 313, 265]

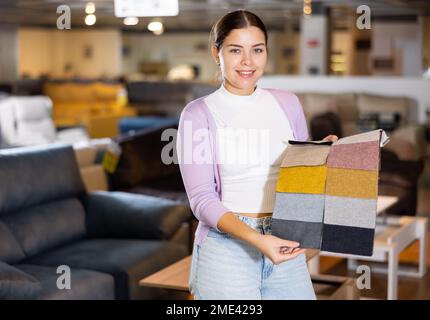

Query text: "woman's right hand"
[254, 234, 306, 265]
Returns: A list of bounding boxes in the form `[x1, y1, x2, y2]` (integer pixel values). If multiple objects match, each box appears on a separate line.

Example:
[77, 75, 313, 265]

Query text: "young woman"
[177, 9, 337, 300]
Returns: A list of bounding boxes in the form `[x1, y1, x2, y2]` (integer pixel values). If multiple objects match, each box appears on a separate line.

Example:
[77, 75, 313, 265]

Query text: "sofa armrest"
[389, 125, 427, 160]
[83, 191, 191, 240]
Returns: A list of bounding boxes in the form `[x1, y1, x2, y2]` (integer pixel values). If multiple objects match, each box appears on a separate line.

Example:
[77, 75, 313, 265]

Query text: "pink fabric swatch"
[327, 140, 380, 171]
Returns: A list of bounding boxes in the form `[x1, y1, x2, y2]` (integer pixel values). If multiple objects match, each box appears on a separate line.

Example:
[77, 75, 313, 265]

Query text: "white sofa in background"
[0, 96, 89, 148]
[0, 95, 113, 192]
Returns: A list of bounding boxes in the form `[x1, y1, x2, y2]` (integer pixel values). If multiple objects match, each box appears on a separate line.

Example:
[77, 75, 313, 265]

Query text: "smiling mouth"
[236, 70, 255, 77]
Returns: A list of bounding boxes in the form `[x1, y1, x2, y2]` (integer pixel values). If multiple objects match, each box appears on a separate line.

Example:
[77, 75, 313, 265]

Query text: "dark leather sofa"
[109, 123, 188, 205]
[0, 144, 191, 300]
[108, 124, 196, 249]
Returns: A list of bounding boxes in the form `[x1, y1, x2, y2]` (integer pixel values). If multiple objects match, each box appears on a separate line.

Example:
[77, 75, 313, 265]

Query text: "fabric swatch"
[335, 129, 389, 147]
[326, 167, 378, 199]
[271, 218, 323, 249]
[321, 224, 375, 256]
[324, 195, 377, 229]
[273, 192, 325, 223]
[276, 166, 327, 194]
[327, 140, 380, 171]
[272, 129, 385, 256]
[281, 145, 331, 168]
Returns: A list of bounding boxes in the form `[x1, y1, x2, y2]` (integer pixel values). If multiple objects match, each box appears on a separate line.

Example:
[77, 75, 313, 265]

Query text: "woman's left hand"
[322, 135, 338, 142]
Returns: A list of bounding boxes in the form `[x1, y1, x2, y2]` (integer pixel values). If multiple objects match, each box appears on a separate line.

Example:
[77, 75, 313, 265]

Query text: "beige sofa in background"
[296, 92, 427, 161]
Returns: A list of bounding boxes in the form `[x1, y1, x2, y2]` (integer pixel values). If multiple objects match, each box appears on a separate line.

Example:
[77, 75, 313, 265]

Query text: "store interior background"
[1, 0, 430, 300]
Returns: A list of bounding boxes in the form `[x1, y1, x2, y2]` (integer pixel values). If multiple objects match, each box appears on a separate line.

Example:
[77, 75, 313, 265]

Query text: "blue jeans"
[189, 214, 316, 300]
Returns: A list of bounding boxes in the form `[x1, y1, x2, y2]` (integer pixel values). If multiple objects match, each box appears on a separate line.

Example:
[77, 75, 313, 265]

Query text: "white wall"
[371, 22, 422, 76]
[259, 75, 430, 124]
[19, 28, 122, 78]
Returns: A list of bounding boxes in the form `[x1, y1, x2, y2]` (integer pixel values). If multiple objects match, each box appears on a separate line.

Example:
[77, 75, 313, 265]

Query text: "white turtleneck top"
[204, 84, 294, 213]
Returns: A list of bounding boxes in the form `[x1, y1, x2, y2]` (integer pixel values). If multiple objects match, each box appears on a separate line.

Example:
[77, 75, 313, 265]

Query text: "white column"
[0, 24, 19, 82]
[300, 15, 328, 75]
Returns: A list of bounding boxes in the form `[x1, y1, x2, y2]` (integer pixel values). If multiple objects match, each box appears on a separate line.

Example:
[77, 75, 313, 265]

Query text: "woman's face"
[213, 26, 267, 96]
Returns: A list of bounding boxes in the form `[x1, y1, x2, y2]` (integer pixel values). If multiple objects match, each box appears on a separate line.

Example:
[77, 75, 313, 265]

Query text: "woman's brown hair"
[210, 10, 268, 50]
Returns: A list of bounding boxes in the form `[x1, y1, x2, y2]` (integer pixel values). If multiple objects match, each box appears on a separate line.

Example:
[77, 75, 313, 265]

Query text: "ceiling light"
[303, 4, 312, 15]
[85, 2, 96, 14]
[147, 21, 163, 32]
[85, 14, 96, 26]
[153, 26, 164, 35]
[123, 17, 139, 26]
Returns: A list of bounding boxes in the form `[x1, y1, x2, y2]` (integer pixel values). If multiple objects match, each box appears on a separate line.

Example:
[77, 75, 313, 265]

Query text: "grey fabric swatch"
[273, 192, 325, 223]
[324, 195, 377, 229]
[271, 218, 323, 249]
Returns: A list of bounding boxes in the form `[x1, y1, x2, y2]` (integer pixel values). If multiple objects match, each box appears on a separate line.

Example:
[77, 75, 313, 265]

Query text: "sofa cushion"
[16, 264, 114, 300]
[301, 93, 338, 120]
[17, 118, 57, 144]
[112, 124, 180, 188]
[12, 96, 52, 122]
[342, 122, 360, 137]
[0, 145, 85, 214]
[0, 222, 25, 263]
[125, 185, 189, 204]
[302, 92, 358, 122]
[84, 191, 190, 240]
[357, 93, 411, 126]
[1, 199, 86, 258]
[0, 261, 41, 299]
[310, 112, 343, 140]
[24, 239, 188, 299]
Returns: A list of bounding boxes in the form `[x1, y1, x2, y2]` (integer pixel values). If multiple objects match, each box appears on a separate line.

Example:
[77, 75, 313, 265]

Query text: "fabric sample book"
[272, 129, 389, 256]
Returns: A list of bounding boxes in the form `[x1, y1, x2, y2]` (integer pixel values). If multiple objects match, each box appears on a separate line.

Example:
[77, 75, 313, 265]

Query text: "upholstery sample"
[281, 145, 331, 168]
[273, 193, 325, 223]
[326, 140, 380, 171]
[276, 166, 327, 194]
[272, 129, 388, 256]
[325, 167, 378, 199]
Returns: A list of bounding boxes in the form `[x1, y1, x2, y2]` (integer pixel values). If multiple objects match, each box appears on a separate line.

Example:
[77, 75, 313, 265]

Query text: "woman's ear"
[211, 45, 220, 65]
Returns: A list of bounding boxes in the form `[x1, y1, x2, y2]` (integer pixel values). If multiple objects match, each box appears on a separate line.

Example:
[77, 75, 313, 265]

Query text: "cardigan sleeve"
[293, 94, 309, 142]
[176, 105, 230, 231]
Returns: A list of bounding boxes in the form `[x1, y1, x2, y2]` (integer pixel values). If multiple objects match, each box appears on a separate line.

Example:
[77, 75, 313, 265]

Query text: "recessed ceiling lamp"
[153, 27, 164, 35]
[85, 14, 97, 26]
[303, 0, 312, 16]
[124, 17, 139, 26]
[85, 2, 96, 14]
[148, 20, 164, 35]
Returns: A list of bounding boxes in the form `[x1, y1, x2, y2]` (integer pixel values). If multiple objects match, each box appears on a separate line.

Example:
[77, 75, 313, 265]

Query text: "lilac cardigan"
[177, 88, 309, 246]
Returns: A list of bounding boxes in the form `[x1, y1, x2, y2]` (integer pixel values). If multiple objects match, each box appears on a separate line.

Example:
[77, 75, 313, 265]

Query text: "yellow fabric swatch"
[276, 165, 327, 194]
[326, 168, 378, 199]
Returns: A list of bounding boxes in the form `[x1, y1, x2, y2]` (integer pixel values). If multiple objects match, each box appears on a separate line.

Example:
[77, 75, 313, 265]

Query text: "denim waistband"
[207, 214, 272, 239]
[233, 213, 272, 231]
